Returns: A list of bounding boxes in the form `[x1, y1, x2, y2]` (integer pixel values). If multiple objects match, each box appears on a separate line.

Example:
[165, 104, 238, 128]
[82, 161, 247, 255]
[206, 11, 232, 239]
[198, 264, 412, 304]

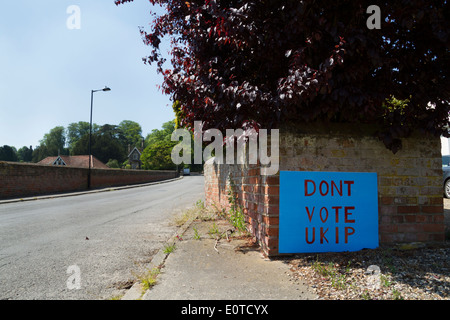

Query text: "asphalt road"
[0, 176, 204, 300]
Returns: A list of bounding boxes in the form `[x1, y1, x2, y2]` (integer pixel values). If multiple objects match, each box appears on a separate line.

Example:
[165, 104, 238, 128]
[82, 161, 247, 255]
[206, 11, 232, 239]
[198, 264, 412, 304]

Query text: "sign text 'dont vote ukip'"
[279, 172, 378, 253]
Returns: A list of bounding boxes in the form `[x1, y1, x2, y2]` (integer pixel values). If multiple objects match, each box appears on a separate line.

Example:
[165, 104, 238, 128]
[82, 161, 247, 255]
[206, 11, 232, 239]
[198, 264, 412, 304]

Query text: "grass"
[193, 227, 201, 240]
[392, 288, 404, 300]
[172, 199, 217, 227]
[380, 274, 392, 288]
[208, 222, 220, 238]
[163, 243, 176, 254]
[139, 267, 161, 292]
[226, 179, 249, 235]
[307, 251, 413, 300]
[311, 259, 350, 290]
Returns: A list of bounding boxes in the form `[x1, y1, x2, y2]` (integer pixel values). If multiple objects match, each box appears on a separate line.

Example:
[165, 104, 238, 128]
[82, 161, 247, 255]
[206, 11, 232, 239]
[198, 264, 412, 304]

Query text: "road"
[0, 176, 204, 300]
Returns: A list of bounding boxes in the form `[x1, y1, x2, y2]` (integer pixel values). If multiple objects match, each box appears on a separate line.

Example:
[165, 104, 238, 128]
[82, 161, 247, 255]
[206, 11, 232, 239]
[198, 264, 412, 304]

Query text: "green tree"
[141, 140, 177, 170]
[145, 121, 175, 146]
[141, 121, 177, 170]
[67, 121, 99, 153]
[17, 146, 33, 162]
[119, 120, 143, 150]
[72, 129, 126, 164]
[32, 145, 49, 163]
[32, 126, 69, 162]
[42, 126, 69, 156]
[0, 145, 18, 162]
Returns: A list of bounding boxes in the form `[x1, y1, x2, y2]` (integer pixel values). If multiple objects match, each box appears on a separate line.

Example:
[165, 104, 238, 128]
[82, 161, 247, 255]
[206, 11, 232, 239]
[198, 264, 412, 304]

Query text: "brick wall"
[0, 161, 177, 200]
[204, 124, 445, 256]
[91, 168, 178, 189]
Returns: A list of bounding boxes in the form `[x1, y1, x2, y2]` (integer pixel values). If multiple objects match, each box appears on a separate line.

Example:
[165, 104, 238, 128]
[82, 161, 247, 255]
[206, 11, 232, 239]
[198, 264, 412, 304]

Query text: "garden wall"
[0, 161, 177, 200]
[204, 124, 445, 256]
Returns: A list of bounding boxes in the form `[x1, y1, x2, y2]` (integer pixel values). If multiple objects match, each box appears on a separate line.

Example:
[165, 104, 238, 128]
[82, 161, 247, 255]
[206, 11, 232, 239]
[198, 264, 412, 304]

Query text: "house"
[128, 147, 142, 170]
[37, 155, 109, 169]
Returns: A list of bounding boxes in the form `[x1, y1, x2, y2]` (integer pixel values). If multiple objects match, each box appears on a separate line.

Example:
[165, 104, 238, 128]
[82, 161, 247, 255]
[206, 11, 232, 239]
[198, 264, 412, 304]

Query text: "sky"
[0, 0, 174, 150]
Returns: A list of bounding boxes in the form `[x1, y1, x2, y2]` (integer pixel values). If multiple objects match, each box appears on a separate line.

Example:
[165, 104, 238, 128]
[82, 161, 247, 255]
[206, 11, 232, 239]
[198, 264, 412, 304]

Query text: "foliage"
[66, 121, 95, 153]
[227, 178, 247, 233]
[31, 145, 48, 163]
[71, 125, 127, 164]
[139, 267, 161, 291]
[145, 120, 176, 146]
[311, 260, 348, 290]
[163, 243, 176, 254]
[16, 146, 33, 162]
[0, 145, 34, 162]
[67, 120, 142, 156]
[207, 222, 220, 238]
[141, 120, 178, 170]
[0, 145, 18, 162]
[11, 120, 150, 166]
[192, 227, 201, 240]
[141, 139, 177, 170]
[32, 126, 69, 162]
[116, 0, 449, 153]
[106, 158, 121, 168]
[119, 120, 143, 150]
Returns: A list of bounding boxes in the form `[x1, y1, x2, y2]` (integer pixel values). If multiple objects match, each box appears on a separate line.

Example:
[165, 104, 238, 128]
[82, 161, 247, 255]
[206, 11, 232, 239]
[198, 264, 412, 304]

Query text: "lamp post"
[88, 86, 111, 189]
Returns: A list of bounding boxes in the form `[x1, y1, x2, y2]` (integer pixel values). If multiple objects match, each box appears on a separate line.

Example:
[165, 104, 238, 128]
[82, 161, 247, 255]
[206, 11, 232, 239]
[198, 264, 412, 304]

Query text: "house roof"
[128, 147, 142, 158]
[37, 155, 109, 169]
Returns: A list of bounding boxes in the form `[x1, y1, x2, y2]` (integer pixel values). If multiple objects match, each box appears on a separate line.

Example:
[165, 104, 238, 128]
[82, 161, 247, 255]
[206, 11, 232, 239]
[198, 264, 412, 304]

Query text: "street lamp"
[88, 86, 111, 189]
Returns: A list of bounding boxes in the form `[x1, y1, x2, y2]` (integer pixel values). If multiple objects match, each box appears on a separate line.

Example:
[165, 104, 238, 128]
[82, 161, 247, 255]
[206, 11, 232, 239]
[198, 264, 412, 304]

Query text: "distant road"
[0, 176, 204, 300]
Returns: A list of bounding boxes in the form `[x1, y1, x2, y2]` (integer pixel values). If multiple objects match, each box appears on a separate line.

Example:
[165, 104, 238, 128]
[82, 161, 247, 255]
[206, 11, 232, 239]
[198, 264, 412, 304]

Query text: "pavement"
[122, 215, 318, 301]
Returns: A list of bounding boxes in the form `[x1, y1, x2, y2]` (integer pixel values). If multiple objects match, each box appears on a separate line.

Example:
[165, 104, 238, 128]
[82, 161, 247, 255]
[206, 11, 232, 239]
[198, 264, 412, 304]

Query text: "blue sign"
[279, 171, 378, 253]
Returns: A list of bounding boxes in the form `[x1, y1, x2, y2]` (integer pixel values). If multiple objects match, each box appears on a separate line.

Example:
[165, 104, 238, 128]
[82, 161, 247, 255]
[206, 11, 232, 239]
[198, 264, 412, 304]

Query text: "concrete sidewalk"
[123, 217, 318, 300]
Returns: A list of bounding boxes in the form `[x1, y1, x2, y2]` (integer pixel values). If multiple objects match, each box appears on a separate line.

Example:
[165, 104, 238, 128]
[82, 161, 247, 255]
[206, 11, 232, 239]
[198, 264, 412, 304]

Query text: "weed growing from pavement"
[163, 243, 176, 254]
[139, 267, 161, 292]
[193, 227, 201, 240]
[195, 199, 205, 210]
[226, 178, 249, 234]
[173, 199, 217, 227]
[208, 222, 220, 238]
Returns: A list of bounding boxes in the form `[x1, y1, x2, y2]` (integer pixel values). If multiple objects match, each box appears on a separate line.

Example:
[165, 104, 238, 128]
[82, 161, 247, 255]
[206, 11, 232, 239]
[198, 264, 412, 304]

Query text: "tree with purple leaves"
[116, 0, 449, 153]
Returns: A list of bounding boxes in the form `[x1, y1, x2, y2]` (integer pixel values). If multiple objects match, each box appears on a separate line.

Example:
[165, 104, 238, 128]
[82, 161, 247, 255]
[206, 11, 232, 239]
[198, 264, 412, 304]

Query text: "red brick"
[397, 224, 421, 233]
[265, 227, 279, 237]
[263, 216, 279, 226]
[404, 215, 416, 223]
[380, 196, 394, 205]
[423, 224, 445, 233]
[421, 206, 443, 214]
[416, 215, 430, 223]
[397, 206, 420, 214]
